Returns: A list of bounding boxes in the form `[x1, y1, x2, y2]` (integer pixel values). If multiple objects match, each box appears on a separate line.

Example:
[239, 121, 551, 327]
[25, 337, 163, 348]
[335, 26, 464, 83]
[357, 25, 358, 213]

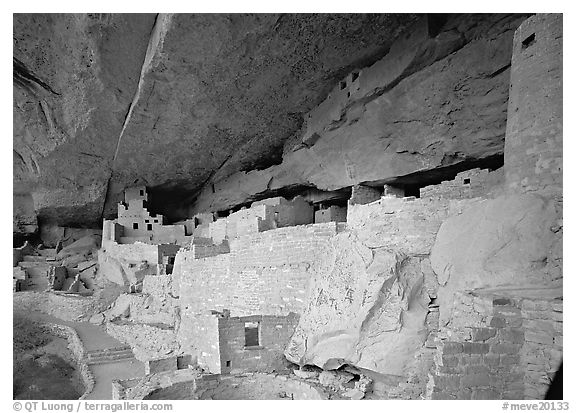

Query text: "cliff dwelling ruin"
[12, 12, 563, 403]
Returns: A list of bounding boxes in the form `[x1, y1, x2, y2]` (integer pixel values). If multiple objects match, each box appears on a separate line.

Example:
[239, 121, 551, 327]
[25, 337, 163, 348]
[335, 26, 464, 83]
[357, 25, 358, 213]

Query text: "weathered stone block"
[491, 343, 520, 355]
[500, 355, 521, 365]
[434, 374, 461, 391]
[472, 388, 500, 400]
[441, 342, 464, 355]
[464, 365, 490, 375]
[489, 316, 507, 328]
[502, 390, 524, 400]
[463, 342, 490, 354]
[498, 328, 525, 344]
[484, 354, 500, 368]
[525, 330, 554, 345]
[432, 391, 456, 400]
[461, 373, 491, 388]
[441, 355, 460, 367]
[472, 328, 497, 342]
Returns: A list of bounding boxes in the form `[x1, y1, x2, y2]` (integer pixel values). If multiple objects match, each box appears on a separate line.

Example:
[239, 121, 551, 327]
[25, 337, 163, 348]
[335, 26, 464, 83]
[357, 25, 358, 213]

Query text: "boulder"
[430, 192, 562, 325]
[89, 313, 105, 325]
[318, 370, 355, 389]
[293, 368, 319, 380]
[56, 234, 101, 260]
[285, 233, 429, 376]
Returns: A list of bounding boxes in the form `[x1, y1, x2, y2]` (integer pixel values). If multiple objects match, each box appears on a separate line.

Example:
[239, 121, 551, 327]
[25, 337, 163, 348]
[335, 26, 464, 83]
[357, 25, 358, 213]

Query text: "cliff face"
[13, 14, 529, 232]
[191, 14, 527, 215]
[13, 13, 421, 231]
[13, 13, 157, 230]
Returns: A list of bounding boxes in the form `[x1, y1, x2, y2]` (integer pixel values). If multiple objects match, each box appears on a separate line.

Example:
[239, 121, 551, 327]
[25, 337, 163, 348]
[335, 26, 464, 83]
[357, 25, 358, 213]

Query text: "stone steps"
[18, 261, 52, 269]
[85, 346, 135, 365]
[22, 255, 49, 262]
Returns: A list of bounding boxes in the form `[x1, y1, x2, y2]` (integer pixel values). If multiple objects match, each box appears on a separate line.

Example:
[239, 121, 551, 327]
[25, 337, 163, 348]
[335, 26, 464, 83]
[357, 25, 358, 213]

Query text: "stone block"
[463, 342, 489, 354]
[461, 373, 491, 388]
[489, 316, 507, 328]
[464, 365, 490, 375]
[471, 328, 497, 342]
[472, 388, 500, 400]
[433, 374, 461, 391]
[442, 342, 464, 354]
[498, 328, 525, 344]
[491, 343, 520, 355]
[502, 390, 524, 400]
[432, 391, 456, 400]
[484, 354, 500, 367]
[500, 355, 521, 365]
[525, 330, 554, 345]
[441, 355, 460, 367]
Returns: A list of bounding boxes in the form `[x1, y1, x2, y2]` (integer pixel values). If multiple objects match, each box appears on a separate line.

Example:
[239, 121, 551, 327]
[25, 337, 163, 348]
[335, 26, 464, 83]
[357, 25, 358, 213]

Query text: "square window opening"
[147, 224, 153, 231]
[154, 219, 158, 223]
[133, 223, 139, 230]
[244, 321, 260, 347]
[463, 178, 471, 185]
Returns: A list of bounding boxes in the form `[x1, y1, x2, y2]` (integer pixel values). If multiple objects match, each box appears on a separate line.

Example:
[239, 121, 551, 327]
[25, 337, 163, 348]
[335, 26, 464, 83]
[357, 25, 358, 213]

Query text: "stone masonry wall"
[430, 290, 562, 400]
[504, 14, 562, 195]
[420, 168, 504, 200]
[177, 314, 220, 373]
[208, 196, 314, 243]
[178, 222, 339, 317]
[218, 313, 299, 374]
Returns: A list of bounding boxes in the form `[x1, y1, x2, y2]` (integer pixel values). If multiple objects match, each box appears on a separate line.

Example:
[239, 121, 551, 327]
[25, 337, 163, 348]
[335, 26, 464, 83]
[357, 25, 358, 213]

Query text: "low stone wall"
[118, 370, 327, 400]
[420, 168, 504, 200]
[44, 323, 95, 399]
[196, 372, 328, 400]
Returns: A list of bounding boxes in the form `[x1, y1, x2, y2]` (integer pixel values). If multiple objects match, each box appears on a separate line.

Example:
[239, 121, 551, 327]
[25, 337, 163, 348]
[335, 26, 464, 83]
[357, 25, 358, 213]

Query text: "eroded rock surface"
[285, 233, 429, 375]
[430, 193, 562, 325]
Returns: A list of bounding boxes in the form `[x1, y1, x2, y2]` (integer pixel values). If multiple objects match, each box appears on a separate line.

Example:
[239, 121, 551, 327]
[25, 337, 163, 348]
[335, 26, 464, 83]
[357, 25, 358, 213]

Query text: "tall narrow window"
[140, 189, 144, 196]
[147, 224, 153, 231]
[133, 223, 139, 230]
[244, 321, 260, 347]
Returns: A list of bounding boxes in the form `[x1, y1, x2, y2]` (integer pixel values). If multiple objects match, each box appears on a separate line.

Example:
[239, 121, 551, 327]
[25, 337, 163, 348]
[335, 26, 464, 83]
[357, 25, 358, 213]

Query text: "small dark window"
[133, 223, 139, 229]
[351, 72, 359, 82]
[147, 224, 153, 231]
[139, 190, 144, 196]
[145, 219, 149, 223]
[154, 219, 158, 223]
[347, 91, 350, 98]
[340, 81, 347, 90]
[463, 178, 471, 185]
[522, 33, 536, 49]
[244, 321, 260, 347]
[226, 361, 231, 367]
